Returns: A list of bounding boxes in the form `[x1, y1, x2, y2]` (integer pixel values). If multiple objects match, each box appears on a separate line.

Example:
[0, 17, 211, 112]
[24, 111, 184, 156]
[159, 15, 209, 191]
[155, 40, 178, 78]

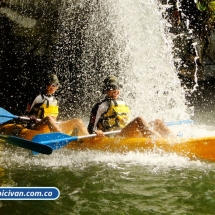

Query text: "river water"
[1, 136, 215, 215]
[1, 0, 215, 214]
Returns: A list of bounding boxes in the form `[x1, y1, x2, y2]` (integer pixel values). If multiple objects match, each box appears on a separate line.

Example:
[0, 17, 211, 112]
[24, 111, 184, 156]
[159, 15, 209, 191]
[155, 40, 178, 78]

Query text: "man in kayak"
[25, 73, 89, 135]
[0, 74, 89, 139]
[25, 73, 62, 132]
[88, 75, 174, 138]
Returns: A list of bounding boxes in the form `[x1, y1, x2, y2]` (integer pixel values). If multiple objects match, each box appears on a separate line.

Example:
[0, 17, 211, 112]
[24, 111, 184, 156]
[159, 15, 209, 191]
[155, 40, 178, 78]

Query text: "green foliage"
[196, 1, 207, 11]
[196, 0, 215, 22]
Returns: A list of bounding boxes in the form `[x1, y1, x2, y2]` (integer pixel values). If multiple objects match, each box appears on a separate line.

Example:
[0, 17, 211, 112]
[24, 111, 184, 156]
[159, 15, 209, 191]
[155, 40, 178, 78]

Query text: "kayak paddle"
[0, 107, 40, 124]
[0, 134, 52, 155]
[0, 107, 61, 124]
[165, 119, 193, 126]
[1, 108, 193, 126]
[31, 119, 193, 154]
[31, 130, 120, 155]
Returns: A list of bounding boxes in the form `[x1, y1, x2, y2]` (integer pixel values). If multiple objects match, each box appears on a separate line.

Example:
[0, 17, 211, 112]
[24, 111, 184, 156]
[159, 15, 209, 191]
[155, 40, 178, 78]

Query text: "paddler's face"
[46, 84, 59, 95]
[107, 89, 120, 99]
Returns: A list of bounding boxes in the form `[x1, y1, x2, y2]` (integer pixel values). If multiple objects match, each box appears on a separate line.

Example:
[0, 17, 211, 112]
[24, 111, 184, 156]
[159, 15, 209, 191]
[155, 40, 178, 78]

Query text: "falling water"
[53, 0, 190, 122]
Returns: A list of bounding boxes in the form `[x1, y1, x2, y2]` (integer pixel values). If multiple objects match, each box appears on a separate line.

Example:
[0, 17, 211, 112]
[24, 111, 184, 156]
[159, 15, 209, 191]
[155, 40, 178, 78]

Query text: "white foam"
[0, 144, 213, 172]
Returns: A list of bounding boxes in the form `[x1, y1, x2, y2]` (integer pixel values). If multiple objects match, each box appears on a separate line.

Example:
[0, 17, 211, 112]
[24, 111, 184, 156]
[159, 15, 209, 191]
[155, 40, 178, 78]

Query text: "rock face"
[0, 0, 61, 114]
[159, 0, 215, 109]
[159, 0, 215, 81]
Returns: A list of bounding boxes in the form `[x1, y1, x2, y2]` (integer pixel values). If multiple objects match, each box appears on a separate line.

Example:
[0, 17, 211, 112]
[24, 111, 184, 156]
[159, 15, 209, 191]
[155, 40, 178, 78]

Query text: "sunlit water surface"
[1, 139, 215, 215]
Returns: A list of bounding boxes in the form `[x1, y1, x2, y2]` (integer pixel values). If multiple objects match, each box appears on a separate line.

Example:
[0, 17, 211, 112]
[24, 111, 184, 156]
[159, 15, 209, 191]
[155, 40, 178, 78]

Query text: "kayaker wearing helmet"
[25, 73, 88, 135]
[26, 73, 61, 132]
[88, 75, 174, 138]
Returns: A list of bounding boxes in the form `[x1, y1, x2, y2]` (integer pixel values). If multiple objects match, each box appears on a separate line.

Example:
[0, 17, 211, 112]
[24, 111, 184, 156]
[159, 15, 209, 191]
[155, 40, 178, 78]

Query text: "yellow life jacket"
[37, 98, 59, 119]
[98, 99, 130, 131]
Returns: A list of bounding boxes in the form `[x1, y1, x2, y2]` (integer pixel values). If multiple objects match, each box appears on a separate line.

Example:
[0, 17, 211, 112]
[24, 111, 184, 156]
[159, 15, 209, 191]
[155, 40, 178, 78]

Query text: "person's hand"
[46, 115, 57, 122]
[28, 115, 37, 124]
[95, 130, 105, 137]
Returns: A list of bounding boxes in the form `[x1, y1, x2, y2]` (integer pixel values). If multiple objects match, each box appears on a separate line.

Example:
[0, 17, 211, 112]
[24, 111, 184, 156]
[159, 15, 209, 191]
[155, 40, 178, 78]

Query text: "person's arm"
[26, 95, 43, 129]
[87, 103, 99, 134]
[93, 102, 109, 136]
[27, 95, 43, 117]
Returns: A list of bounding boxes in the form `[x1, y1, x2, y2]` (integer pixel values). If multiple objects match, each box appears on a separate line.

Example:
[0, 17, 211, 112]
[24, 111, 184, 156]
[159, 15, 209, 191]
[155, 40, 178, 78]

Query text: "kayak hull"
[0, 120, 82, 140]
[65, 136, 215, 162]
[1, 124, 215, 162]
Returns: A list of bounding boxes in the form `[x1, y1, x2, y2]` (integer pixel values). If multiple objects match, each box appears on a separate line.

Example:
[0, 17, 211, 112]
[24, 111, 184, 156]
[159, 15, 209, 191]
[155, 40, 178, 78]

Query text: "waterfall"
[53, 0, 190, 122]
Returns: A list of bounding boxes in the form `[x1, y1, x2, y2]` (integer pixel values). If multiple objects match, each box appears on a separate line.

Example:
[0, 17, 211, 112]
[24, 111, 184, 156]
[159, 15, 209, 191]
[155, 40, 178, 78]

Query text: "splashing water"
[53, 0, 190, 121]
[108, 0, 190, 121]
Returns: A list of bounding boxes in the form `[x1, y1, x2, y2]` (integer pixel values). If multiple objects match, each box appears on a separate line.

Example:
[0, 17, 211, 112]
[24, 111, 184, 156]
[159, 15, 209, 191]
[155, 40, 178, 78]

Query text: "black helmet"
[45, 74, 61, 87]
[102, 75, 122, 94]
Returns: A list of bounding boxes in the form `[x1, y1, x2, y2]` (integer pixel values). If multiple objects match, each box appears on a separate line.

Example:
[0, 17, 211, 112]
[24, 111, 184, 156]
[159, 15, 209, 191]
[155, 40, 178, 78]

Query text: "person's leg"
[58, 118, 89, 135]
[117, 117, 161, 138]
[149, 119, 174, 137]
[34, 116, 61, 132]
[34, 117, 89, 135]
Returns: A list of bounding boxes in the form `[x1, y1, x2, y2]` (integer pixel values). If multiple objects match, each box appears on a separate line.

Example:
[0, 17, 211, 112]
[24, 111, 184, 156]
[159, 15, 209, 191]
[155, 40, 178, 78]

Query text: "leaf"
[208, 1, 215, 11]
[196, 2, 207, 11]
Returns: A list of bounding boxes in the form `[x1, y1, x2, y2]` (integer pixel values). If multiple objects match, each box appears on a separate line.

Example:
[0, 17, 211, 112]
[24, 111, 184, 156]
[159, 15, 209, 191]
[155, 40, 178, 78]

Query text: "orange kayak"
[1, 123, 215, 162]
[65, 136, 215, 162]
